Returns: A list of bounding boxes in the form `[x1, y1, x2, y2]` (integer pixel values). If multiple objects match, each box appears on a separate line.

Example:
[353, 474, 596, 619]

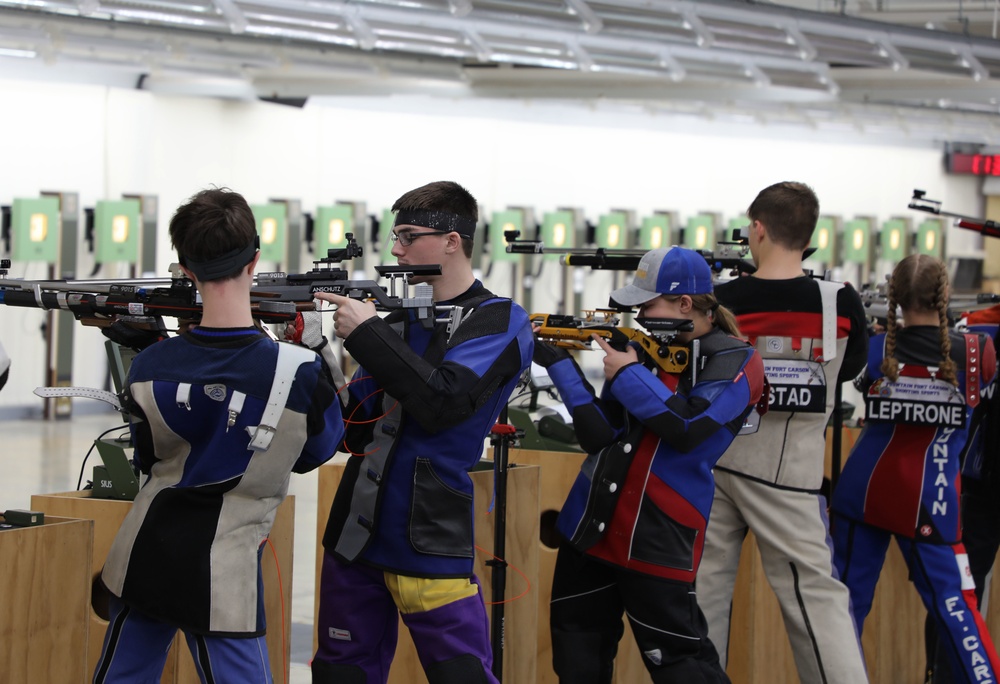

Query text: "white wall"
[0, 77, 984, 411]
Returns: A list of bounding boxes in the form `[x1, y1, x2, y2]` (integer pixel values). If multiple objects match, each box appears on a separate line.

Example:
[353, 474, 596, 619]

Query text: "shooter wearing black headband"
[93, 187, 344, 683]
[179, 235, 259, 283]
[312, 180, 533, 684]
[392, 208, 477, 241]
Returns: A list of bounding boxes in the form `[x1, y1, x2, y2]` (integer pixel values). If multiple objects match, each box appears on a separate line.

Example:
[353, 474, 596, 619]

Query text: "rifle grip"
[607, 328, 629, 351]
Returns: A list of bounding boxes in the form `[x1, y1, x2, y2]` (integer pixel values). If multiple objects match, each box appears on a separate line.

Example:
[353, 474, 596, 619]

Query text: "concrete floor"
[0, 408, 323, 684]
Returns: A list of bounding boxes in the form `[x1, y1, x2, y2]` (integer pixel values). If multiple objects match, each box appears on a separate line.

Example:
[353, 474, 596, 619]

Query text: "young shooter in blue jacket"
[534, 247, 765, 684]
[94, 188, 345, 683]
[311, 181, 533, 684]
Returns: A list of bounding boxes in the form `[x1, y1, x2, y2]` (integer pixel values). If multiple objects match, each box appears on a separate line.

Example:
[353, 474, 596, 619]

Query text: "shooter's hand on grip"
[315, 292, 377, 340]
[100, 319, 167, 352]
[593, 334, 639, 380]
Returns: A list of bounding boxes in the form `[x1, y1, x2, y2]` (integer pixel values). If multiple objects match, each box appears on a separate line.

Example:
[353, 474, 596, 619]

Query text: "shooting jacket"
[547, 327, 765, 582]
[712, 276, 868, 491]
[101, 328, 344, 636]
[832, 327, 996, 543]
[323, 281, 533, 578]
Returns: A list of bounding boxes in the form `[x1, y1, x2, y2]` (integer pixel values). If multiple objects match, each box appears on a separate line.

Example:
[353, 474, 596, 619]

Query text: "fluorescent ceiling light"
[0, 46, 36, 57]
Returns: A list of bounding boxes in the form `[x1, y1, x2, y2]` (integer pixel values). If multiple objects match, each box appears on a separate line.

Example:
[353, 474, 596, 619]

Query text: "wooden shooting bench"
[29, 491, 294, 684]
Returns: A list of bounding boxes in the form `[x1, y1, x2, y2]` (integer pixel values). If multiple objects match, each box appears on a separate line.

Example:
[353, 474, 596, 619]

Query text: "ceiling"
[2, 0, 1000, 142]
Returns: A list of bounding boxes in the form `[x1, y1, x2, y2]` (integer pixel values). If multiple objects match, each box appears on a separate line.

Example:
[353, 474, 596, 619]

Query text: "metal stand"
[487, 408, 523, 682]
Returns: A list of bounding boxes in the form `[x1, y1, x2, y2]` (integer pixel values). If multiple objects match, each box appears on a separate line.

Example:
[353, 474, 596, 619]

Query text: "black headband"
[394, 208, 476, 240]
[181, 236, 259, 282]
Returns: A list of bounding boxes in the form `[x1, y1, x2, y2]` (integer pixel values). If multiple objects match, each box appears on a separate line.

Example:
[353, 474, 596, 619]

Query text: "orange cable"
[341, 384, 400, 456]
[475, 544, 531, 606]
[265, 537, 288, 684]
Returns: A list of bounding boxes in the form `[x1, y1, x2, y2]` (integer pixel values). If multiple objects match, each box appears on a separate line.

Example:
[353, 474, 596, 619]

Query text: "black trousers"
[549, 541, 730, 684]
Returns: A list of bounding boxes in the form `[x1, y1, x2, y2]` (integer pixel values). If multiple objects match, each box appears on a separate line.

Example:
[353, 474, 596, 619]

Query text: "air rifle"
[504, 230, 757, 276]
[0, 233, 454, 350]
[909, 189, 1000, 238]
[531, 309, 693, 374]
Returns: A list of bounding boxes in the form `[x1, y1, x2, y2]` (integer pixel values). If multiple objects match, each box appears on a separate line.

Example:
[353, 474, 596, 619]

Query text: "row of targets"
[6, 196, 387, 277]
[1, 197, 948, 281]
[811, 215, 944, 281]
[3, 193, 157, 274]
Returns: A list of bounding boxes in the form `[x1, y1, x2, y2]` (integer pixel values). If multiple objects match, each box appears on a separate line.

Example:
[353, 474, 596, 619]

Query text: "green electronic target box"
[879, 219, 909, 261]
[916, 219, 943, 258]
[94, 199, 141, 263]
[11, 197, 60, 263]
[490, 210, 523, 263]
[314, 205, 354, 260]
[809, 216, 837, 265]
[683, 214, 716, 251]
[252, 203, 287, 263]
[596, 211, 629, 250]
[640, 214, 672, 250]
[541, 210, 575, 261]
[842, 219, 872, 265]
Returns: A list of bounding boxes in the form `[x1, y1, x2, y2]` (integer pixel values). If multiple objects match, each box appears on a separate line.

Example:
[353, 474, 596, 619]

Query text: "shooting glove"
[533, 340, 572, 368]
[101, 319, 165, 352]
[285, 311, 349, 406]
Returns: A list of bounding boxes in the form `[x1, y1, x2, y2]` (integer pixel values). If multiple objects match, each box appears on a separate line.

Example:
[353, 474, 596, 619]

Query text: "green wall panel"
[640, 214, 672, 250]
[315, 205, 355, 261]
[916, 219, 943, 258]
[94, 199, 141, 263]
[252, 203, 287, 264]
[490, 209, 523, 263]
[541, 210, 575, 261]
[12, 197, 60, 263]
[684, 214, 715, 250]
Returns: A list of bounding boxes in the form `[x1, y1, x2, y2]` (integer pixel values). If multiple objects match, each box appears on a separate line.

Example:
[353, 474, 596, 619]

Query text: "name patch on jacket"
[762, 359, 827, 413]
[865, 376, 967, 427]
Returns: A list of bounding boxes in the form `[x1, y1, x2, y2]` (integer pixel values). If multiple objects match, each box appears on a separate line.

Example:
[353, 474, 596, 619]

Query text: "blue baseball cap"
[610, 247, 713, 306]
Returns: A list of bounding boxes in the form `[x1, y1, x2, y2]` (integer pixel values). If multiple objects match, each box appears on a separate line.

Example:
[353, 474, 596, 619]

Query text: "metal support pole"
[487, 410, 523, 682]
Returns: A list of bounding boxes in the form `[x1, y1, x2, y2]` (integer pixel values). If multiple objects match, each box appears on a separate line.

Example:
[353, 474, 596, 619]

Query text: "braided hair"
[880, 254, 957, 385]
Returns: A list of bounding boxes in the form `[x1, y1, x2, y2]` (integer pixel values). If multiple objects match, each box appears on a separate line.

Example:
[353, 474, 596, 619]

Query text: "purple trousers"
[313, 552, 498, 684]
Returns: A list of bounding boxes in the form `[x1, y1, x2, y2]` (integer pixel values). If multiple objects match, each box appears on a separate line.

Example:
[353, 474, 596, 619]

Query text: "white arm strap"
[818, 280, 844, 362]
[246, 344, 315, 452]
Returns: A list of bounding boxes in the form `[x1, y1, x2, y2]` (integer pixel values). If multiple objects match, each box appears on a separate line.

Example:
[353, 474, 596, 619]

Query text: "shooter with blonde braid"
[831, 254, 1000, 682]
[878, 256, 957, 385]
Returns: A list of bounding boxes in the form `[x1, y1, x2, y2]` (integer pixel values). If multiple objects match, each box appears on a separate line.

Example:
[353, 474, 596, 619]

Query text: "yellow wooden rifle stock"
[530, 311, 690, 374]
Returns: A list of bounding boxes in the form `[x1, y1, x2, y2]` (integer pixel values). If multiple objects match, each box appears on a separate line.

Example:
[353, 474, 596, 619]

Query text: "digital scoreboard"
[946, 152, 1000, 176]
